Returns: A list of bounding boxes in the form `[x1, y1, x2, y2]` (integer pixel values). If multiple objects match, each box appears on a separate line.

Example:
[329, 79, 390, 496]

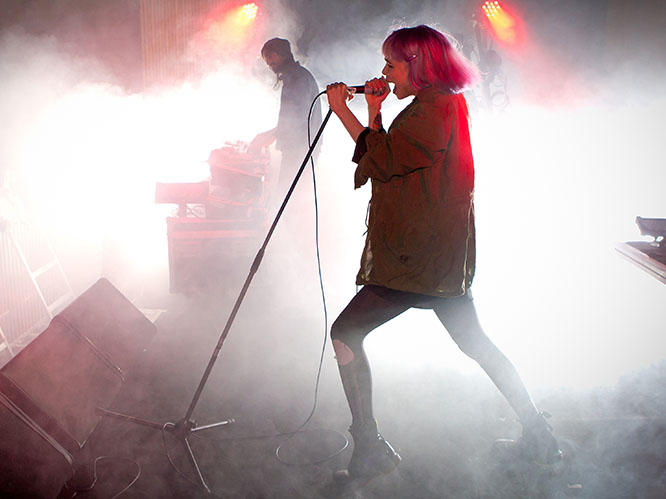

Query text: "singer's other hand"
[364, 77, 389, 106]
[326, 82, 353, 114]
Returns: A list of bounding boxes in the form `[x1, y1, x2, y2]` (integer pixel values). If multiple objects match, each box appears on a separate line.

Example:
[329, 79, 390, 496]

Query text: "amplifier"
[166, 217, 262, 293]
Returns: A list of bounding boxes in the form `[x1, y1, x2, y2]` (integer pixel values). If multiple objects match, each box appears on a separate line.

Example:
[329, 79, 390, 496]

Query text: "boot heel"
[334, 425, 401, 481]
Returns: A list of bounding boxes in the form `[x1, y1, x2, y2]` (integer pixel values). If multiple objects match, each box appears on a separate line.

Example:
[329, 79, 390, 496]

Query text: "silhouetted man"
[251, 38, 322, 194]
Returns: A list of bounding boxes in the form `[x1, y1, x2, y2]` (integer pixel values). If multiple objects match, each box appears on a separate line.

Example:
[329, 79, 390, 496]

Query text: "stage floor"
[65, 279, 666, 499]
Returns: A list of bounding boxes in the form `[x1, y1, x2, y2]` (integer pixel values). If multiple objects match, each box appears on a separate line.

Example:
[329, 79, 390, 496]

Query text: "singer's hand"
[326, 82, 364, 142]
[364, 77, 389, 107]
[326, 82, 354, 114]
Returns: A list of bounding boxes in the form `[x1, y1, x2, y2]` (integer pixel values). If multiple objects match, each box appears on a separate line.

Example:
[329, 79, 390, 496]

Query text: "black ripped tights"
[330, 285, 541, 428]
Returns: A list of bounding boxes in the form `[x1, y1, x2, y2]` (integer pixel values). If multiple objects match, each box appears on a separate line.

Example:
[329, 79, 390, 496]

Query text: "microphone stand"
[95, 108, 334, 495]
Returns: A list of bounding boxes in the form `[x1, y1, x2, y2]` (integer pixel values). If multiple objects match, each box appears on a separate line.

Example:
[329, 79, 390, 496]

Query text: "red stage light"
[481, 1, 525, 48]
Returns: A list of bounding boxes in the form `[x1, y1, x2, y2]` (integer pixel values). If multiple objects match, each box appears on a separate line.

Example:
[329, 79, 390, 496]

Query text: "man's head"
[261, 38, 295, 75]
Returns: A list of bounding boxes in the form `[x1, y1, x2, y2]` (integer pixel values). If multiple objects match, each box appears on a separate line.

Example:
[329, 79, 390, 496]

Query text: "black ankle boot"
[334, 421, 401, 481]
[494, 412, 563, 465]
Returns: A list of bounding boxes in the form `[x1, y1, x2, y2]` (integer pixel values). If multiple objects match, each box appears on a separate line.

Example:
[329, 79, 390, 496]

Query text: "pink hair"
[382, 25, 480, 94]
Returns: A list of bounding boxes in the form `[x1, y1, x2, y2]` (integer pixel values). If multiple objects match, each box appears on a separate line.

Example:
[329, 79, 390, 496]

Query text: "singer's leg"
[330, 285, 412, 426]
[432, 293, 562, 463]
[330, 285, 411, 480]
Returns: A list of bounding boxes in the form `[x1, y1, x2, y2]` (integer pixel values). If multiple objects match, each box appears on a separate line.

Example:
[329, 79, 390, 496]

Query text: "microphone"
[348, 84, 389, 96]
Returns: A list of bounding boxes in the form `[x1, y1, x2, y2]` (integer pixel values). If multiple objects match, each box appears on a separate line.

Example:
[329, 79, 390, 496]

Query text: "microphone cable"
[63, 455, 141, 499]
[187, 90, 349, 467]
[274, 89, 350, 464]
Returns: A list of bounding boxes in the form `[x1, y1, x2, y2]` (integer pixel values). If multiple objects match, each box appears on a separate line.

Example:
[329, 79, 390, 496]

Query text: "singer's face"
[382, 57, 414, 99]
[263, 52, 286, 74]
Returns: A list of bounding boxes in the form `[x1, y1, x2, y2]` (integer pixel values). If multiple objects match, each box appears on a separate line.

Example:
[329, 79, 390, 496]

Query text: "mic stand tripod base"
[96, 407, 234, 494]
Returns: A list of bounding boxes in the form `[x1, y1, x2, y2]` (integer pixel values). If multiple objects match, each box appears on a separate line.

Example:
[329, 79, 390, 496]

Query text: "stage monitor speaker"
[0, 386, 74, 499]
[55, 277, 157, 377]
[0, 278, 157, 498]
[1, 319, 126, 449]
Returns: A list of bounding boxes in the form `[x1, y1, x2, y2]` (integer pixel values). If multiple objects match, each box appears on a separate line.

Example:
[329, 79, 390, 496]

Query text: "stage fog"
[1, 0, 664, 420]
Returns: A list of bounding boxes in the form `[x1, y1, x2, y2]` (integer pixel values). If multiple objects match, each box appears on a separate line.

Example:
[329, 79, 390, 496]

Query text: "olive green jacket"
[352, 87, 476, 297]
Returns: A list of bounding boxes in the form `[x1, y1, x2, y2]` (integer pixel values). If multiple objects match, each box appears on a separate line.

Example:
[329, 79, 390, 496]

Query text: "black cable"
[69, 455, 141, 499]
[159, 424, 228, 498]
[105, 460, 141, 499]
[161, 422, 203, 489]
[273, 89, 338, 464]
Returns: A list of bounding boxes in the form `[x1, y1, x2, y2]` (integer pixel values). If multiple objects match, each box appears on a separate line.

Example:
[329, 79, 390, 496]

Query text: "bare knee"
[332, 339, 355, 366]
[330, 318, 361, 366]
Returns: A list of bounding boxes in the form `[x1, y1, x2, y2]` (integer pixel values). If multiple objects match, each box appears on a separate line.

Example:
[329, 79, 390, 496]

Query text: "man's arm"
[249, 127, 277, 153]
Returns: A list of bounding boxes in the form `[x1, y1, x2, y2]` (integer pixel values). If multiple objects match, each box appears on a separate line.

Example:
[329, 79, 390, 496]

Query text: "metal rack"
[0, 218, 74, 366]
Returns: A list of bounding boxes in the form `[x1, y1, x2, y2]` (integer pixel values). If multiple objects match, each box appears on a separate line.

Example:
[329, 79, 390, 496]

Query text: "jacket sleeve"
[354, 100, 451, 188]
[352, 128, 373, 164]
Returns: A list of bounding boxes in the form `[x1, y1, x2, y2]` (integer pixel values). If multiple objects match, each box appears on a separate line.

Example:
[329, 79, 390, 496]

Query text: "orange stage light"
[241, 3, 259, 22]
[227, 2, 259, 28]
[201, 2, 262, 54]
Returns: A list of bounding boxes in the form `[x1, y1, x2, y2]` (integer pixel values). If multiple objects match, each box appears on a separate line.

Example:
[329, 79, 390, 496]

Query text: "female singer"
[325, 25, 561, 482]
